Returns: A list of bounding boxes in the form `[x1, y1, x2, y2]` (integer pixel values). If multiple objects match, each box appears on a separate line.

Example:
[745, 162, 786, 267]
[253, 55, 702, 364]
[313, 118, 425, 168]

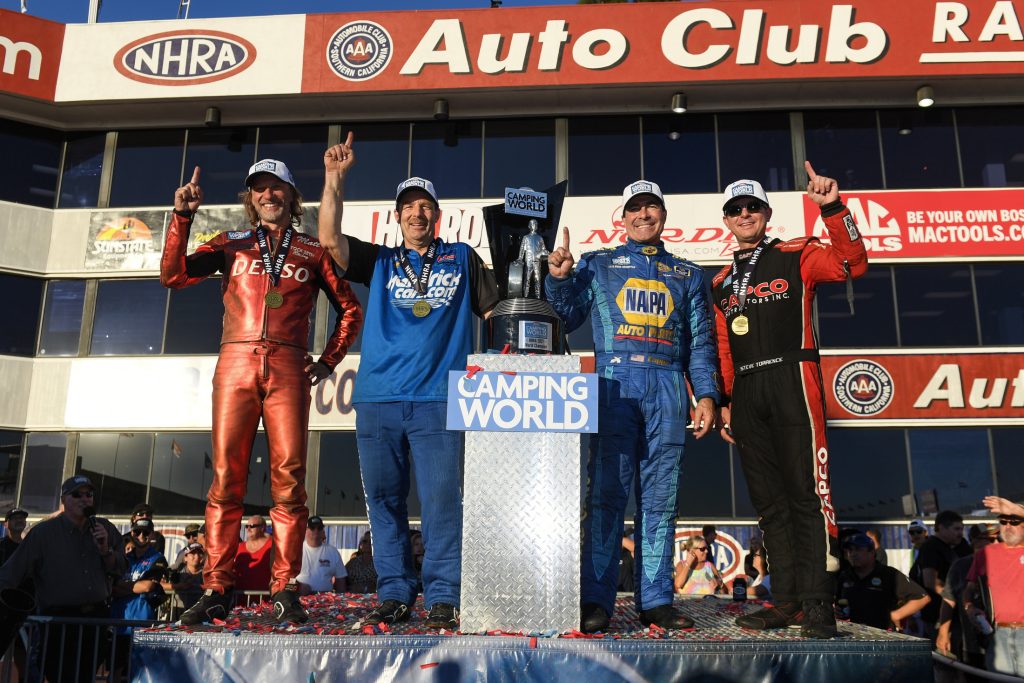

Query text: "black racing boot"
[639, 605, 695, 630]
[735, 601, 801, 630]
[799, 599, 838, 639]
[580, 603, 610, 633]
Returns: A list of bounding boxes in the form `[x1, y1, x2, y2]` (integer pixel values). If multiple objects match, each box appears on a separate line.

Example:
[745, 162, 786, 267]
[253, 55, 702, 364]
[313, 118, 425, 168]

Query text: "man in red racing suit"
[161, 160, 362, 625]
[713, 162, 867, 639]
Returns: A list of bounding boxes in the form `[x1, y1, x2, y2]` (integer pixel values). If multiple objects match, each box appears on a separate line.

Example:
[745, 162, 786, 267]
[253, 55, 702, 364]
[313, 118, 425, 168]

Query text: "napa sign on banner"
[447, 371, 599, 433]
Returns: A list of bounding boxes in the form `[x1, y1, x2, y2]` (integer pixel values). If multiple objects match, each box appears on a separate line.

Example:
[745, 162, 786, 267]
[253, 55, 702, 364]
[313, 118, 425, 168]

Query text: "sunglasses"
[909, 529, 926, 535]
[999, 517, 1024, 527]
[69, 490, 94, 499]
[724, 200, 767, 217]
[692, 547, 708, 552]
[132, 529, 152, 537]
[245, 524, 264, 529]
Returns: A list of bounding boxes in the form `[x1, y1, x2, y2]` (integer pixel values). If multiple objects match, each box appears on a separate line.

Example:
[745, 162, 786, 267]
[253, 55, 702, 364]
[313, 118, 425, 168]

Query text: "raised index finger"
[344, 130, 354, 148]
[804, 160, 817, 182]
[190, 166, 201, 185]
[562, 226, 570, 251]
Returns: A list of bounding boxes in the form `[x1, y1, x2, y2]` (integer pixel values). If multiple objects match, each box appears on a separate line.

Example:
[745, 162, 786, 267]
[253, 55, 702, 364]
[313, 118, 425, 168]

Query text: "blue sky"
[3, 0, 573, 24]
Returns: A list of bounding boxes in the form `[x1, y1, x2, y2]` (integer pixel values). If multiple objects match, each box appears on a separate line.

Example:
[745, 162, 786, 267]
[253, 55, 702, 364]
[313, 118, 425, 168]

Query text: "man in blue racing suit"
[546, 180, 720, 632]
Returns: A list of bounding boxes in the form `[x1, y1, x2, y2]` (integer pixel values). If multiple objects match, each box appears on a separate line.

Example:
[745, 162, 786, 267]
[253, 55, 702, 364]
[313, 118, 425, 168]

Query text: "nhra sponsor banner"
[302, 0, 1024, 94]
[85, 210, 166, 270]
[823, 351, 1024, 424]
[675, 528, 746, 583]
[54, 16, 305, 101]
[0, 9, 64, 101]
[446, 370, 599, 432]
[805, 189, 1024, 259]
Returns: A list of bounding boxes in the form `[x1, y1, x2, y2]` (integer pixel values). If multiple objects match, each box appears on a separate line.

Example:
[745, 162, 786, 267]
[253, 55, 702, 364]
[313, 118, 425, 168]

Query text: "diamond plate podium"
[460, 353, 582, 633]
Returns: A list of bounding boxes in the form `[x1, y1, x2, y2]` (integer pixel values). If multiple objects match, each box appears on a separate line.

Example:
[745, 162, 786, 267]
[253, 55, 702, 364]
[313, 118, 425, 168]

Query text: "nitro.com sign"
[447, 371, 598, 433]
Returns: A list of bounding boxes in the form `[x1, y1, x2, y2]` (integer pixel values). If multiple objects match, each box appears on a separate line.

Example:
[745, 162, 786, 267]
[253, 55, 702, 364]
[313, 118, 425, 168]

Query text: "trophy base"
[487, 298, 564, 355]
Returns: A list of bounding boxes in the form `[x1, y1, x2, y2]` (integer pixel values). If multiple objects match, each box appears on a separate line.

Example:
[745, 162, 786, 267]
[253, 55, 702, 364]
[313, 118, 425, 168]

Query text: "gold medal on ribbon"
[731, 314, 750, 336]
[641, 246, 658, 255]
[412, 300, 431, 318]
[265, 290, 284, 309]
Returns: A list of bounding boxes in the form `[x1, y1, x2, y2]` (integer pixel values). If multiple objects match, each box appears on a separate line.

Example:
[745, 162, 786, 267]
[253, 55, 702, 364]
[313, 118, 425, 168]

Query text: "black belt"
[735, 349, 819, 376]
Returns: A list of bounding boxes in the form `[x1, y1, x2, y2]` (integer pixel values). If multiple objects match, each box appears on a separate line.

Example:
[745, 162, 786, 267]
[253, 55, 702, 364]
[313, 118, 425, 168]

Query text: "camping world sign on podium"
[447, 370, 599, 433]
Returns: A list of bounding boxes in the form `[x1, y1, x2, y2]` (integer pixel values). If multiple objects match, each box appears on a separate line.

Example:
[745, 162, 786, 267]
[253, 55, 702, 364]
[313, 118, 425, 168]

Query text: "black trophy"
[483, 182, 567, 354]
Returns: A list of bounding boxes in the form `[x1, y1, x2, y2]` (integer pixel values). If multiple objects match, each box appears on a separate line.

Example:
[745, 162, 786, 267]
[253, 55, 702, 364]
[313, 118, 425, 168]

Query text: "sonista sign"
[303, 0, 1024, 92]
[114, 30, 256, 85]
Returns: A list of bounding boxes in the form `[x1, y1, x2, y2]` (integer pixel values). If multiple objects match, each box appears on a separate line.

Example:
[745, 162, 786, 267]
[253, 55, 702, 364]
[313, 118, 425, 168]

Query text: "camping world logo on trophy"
[326, 21, 393, 81]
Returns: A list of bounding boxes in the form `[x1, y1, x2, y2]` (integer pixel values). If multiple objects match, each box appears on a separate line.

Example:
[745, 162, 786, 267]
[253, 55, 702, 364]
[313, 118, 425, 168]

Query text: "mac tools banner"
[447, 371, 599, 432]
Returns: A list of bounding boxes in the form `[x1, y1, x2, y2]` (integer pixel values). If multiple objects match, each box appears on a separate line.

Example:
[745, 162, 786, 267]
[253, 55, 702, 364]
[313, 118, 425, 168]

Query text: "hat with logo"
[61, 475, 94, 497]
[184, 542, 205, 554]
[307, 515, 324, 529]
[722, 179, 771, 211]
[131, 502, 153, 517]
[841, 532, 875, 550]
[908, 519, 927, 532]
[621, 180, 665, 209]
[245, 159, 297, 189]
[395, 177, 439, 207]
[5, 507, 27, 522]
[131, 518, 155, 533]
[184, 523, 201, 536]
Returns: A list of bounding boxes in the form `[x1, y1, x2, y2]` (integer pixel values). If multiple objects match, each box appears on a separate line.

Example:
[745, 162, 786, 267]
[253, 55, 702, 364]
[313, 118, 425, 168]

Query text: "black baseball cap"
[61, 475, 94, 497]
[307, 516, 324, 529]
[5, 507, 27, 522]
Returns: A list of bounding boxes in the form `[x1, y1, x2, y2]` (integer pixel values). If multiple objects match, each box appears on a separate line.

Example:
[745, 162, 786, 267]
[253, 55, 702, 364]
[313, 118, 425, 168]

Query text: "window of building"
[76, 433, 153, 516]
[483, 118, 556, 198]
[993, 428, 1024, 503]
[338, 122, 410, 201]
[879, 108, 960, 189]
[827, 428, 910, 519]
[817, 266, 898, 348]
[677, 432, 733, 518]
[164, 278, 225, 354]
[109, 129, 186, 207]
[908, 429, 993, 516]
[717, 112, 794, 192]
[184, 127, 258, 205]
[0, 273, 44, 356]
[150, 433, 214, 517]
[317, 433, 374, 518]
[642, 114, 717, 194]
[0, 431, 23, 512]
[895, 264, 978, 346]
[58, 132, 106, 208]
[956, 106, 1024, 187]
[255, 124, 330, 200]
[802, 110, 884, 190]
[568, 116, 641, 196]
[20, 433, 66, 513]
[411, 120, 483, 200]
[38, 279, 86, 356]
[91, 279, 167, 355]
[0, 119, 61, 207]
[973, 262, 1024, 345]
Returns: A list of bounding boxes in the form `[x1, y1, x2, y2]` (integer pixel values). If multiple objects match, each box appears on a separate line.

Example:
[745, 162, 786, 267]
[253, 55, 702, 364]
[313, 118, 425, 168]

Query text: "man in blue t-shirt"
[318, 135, 498, 630]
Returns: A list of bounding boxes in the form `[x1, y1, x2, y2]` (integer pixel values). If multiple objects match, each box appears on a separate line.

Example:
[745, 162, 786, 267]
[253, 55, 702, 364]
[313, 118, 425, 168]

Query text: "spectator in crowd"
[0, 476, 126, 683]
[198, 523, 207, 548]
[1, 507, 28, 567]
[675, 535, 724, 596]
[910, 510, 971, 640]
[110, 518, 167, 680]
[130, 503, 166, 556]
[235, 515, 274, 604]
[747, 549, 772, 600]
[936, 523, 998, 667]
[908, 519, 928, 564]
[837, 532, 930, 631]
[296, 516, 347, 595]
[618, 529, 635, 594]
[964, 511, 1024, 676]
[171, 523, 203, 570]
[865, 528, 887, 567]
[318, 137, 498, 632]
[345, 531, 378, 594]
[744, 533, 764, 580]
[162, 542, 206, 618]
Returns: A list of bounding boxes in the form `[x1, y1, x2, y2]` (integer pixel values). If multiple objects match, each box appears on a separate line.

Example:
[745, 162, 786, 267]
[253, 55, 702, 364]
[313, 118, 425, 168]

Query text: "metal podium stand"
[460, 353, 582, 633]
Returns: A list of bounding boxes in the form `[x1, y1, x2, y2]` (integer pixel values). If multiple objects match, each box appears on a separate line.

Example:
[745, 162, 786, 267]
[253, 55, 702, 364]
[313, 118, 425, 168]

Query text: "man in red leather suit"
[161, 160, 362, 625]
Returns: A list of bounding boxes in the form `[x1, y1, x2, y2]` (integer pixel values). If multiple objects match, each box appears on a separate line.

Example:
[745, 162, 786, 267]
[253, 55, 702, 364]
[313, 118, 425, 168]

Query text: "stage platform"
[131, 594, 933, 682]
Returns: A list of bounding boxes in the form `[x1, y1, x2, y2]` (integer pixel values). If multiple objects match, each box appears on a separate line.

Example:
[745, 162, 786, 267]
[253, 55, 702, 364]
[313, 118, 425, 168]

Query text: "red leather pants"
[204, 342, 311, 595]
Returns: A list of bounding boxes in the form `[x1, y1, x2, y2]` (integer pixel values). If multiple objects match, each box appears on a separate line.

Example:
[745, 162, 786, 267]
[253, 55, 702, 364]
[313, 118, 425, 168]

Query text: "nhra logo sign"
[114, 30, 257, 85]
[675, 529, 743, 579]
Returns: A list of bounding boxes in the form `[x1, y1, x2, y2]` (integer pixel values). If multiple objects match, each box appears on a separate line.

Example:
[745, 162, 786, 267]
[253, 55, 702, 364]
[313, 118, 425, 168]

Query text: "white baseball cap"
[621, 180, 665, 208]
[722, 179, 770, 211]
[396, 177, 439, 206]
[245, 159, 296, 189]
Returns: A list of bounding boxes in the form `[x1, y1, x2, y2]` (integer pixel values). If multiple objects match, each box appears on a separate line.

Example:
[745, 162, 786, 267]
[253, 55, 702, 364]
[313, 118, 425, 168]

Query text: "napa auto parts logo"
[327, 21, 393, 81]
[114, 30, 257, 85]
[833, 359, 894, 416]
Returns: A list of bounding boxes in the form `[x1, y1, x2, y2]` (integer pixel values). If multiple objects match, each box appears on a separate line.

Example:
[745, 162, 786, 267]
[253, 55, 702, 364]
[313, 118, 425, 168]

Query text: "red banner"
[805, 189, 1024, 259]
[302, 1, 1024, 94]
[822, 352, 1024, 422]
[0, 10, 64, 101]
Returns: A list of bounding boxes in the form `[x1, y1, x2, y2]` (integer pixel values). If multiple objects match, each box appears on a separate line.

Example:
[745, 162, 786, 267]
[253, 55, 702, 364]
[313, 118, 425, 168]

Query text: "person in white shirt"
[296, 516, 347, 595]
